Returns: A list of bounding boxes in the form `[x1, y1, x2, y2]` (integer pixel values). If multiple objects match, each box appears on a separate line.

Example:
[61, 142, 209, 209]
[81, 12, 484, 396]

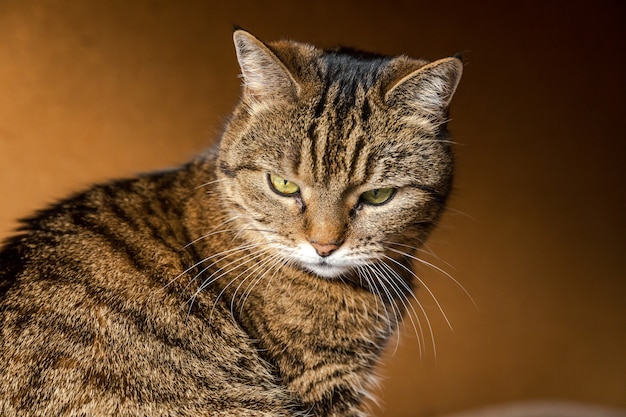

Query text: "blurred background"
[0, 1, 624, 416]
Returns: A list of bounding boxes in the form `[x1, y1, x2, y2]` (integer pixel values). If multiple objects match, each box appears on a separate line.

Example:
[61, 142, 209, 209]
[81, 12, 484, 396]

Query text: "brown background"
[0, 1, 624, 416]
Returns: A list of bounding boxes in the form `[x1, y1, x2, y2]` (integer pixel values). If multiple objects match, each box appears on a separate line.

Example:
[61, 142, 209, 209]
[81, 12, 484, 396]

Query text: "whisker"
[445, 206, 474, 219]
[382, 254, 455, 335]
[183, 215, 241, 249]
[197, 246, 270, 293]
[201, 248, 274, 322]
[369, 263, 404, 355]
[163, 241, 261, 290]
[237, 252, 285, 317]
[359, 265, 394, 338]
[417, 138, 460, 146]
[356, 266, 380, 327]
[421, 241, 457, 270]
[231, 251, 283, 318]
[231, 223, 281, 241]
[376, 261, 429, 359]
[385, 246, 476, 310]
[183, 245, 268, 317]
[385, 240, 459, 278]
[383, 240, 438, 258]
[192, 177, 228, 190]
[262, 257, 289, 300]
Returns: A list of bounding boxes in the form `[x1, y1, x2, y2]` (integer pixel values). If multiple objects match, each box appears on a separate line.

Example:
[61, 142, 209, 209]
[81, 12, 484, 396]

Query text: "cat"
[0, 29, 462, 416]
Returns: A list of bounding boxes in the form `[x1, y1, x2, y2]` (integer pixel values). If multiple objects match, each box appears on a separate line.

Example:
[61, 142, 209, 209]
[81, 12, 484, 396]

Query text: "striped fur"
[0, 30, 462, 416]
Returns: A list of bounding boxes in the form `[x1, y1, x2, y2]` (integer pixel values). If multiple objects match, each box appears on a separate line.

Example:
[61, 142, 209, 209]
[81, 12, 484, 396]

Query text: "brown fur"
[0, 30, 462, 416]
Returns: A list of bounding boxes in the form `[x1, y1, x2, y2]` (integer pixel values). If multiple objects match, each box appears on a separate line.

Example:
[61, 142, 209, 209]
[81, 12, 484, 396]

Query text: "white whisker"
[368, 263, 403, 355]
[192, 177, 228, 190]
[163, 241, 261, 291]
[237, 253, 286, 317]
[201, 248, 274, 322]
[382, 254, 455, 335]
[183, 245, 268, 318]
[376, 261, 429, 359]
[385, 246, 476, 310]
[183, 215, 241, 249]
[358, 265, 394, 338]
[231, 251, 283, 318]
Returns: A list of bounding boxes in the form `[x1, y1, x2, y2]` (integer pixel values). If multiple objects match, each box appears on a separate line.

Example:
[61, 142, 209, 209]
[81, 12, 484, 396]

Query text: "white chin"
[301, 262, 351, 279]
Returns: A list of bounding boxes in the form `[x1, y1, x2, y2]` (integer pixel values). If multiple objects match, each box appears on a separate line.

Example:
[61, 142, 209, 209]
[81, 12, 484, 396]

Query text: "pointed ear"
[233, 30, 299, 107]
[384, 57, 463, 115]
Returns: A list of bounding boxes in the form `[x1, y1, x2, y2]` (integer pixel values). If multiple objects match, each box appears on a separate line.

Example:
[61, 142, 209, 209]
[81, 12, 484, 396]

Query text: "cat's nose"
[310, 242, 340, 257]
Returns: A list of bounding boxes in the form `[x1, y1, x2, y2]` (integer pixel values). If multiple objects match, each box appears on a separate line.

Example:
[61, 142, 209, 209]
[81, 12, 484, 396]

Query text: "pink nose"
[310, 242, 340, 257]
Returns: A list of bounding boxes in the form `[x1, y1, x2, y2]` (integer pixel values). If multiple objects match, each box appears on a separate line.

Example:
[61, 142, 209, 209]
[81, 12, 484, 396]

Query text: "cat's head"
[216, 30, 462, 280]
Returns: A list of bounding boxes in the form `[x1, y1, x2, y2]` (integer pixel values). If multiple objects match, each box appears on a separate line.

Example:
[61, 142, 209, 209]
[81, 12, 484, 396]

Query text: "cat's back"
[0, 162, 199, 304]
[0, 161, 293, 416]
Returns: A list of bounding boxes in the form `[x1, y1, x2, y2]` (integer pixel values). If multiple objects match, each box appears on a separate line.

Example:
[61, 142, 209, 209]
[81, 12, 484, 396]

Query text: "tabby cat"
[0, 30, 462, 416]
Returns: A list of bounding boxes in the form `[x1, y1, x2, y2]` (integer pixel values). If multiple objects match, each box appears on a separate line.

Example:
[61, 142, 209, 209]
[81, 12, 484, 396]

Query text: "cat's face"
[216, 31, 461, 280]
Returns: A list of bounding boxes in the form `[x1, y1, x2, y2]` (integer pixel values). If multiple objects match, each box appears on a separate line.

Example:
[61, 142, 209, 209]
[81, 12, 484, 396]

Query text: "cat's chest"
[215, 269, 393, 415]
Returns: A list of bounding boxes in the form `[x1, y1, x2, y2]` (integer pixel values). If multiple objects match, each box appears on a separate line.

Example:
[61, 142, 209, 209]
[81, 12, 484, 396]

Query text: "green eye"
[268, 173, 300, 196]
[360, 188, 396, 205]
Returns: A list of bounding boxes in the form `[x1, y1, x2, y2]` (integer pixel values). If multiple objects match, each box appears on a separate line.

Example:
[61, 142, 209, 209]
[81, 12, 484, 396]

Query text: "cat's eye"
[268, 173, 300, 196]
[360, 188, 396, 206]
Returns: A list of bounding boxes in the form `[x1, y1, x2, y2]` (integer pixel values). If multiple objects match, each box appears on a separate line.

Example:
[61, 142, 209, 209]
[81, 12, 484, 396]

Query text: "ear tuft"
[233, 30, 299, 107]
[385, 57, 463, 115]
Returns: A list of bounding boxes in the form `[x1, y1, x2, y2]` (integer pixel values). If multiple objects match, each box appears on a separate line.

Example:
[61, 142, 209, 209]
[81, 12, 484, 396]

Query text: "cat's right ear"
[233, 30, 299, 108]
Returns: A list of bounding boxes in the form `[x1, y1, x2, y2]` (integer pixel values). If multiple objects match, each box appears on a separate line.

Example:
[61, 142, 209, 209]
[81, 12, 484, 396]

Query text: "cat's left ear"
[384, 57, 463, 115]
[233, 30, 299, 108]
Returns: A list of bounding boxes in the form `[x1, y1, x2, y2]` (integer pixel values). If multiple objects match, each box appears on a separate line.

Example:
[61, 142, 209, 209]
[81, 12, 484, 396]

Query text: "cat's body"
[0, 31, 462, 416]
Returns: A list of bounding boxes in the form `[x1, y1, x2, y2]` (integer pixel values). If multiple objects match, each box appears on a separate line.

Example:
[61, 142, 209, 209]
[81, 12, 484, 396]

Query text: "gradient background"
[0, 1, 624, 416]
